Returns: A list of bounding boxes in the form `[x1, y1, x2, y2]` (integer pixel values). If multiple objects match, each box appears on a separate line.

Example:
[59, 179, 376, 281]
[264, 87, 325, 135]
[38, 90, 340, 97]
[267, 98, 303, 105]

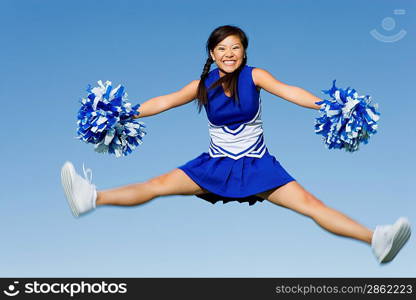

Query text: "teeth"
[224, 61, 236, 65]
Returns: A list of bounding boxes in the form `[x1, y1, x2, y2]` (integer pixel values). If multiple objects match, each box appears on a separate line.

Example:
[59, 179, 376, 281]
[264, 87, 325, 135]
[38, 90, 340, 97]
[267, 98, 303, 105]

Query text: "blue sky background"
[1, 0, 415, 277]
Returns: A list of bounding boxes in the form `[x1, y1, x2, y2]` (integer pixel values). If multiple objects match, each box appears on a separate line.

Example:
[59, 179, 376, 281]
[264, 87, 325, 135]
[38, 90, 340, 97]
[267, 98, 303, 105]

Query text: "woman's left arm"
[252, 68, 321, 110]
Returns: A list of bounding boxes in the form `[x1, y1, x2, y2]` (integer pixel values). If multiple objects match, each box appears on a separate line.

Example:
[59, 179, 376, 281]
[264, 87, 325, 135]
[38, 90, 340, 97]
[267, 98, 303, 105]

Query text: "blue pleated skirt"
[177, 148, 296, 205]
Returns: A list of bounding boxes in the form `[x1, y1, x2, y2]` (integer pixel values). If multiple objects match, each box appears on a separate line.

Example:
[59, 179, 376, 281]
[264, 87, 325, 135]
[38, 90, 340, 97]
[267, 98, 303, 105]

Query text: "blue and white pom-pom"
[77, 80, 146, 157]
[314, 80, 380, 152]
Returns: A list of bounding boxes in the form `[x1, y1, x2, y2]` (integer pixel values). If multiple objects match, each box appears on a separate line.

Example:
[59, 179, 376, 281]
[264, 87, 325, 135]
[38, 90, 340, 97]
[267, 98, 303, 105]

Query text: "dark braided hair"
[196, 25, 249, 113]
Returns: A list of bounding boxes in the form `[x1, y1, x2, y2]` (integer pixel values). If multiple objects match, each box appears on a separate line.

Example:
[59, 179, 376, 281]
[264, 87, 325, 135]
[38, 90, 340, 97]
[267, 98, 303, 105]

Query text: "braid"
[200, 57, 214, 80]
[196, 57, 214, 113]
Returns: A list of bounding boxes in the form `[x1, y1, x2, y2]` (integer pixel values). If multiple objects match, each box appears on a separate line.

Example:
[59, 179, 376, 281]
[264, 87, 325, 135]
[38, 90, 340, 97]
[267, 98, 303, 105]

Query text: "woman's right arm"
[133, 80, 200, 119]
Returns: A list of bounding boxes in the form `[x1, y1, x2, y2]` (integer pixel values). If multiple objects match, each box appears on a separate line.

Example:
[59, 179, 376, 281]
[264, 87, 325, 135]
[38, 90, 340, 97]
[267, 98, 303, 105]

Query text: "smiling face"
[210, 35, 245, 76]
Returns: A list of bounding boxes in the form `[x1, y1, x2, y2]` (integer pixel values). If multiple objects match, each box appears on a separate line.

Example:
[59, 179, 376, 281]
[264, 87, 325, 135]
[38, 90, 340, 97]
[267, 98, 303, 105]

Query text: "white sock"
[92, 189, 97, 209]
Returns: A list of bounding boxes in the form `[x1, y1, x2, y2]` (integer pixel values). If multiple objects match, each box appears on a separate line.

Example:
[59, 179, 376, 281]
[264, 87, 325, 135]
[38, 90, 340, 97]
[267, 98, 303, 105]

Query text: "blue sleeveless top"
[203, 65, 266, 160]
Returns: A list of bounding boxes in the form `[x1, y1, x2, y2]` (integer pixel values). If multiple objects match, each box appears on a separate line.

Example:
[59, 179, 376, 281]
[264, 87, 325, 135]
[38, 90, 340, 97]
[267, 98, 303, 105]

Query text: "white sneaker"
[371, 217, 411, 264]
[60, 161, 97, 217]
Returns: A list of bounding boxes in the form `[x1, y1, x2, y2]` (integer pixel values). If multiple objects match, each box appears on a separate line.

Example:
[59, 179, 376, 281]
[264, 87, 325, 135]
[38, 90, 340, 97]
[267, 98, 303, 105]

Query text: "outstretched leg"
[96, 168, 207, 207]
[256, 181, 373, 244]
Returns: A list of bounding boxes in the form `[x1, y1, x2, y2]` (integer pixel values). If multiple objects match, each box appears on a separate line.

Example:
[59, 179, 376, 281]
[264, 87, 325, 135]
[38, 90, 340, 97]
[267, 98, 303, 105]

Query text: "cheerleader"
[61, 25, 410, 264]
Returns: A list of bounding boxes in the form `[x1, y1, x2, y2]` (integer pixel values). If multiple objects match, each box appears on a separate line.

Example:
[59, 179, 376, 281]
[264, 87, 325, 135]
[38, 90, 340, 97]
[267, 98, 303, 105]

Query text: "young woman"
[61, 25, 411, 264]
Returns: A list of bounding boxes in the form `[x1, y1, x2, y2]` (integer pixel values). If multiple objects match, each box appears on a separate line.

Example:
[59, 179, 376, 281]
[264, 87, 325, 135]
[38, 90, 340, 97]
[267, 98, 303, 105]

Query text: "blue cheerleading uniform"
[178, 65, 296, 205]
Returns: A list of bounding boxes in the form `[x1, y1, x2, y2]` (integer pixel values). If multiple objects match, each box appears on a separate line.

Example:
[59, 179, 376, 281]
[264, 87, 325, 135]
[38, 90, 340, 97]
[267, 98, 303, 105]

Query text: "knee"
[303, 192, 326, 210]
[146, 175, 170, 196]
[146, 174, 173, 197]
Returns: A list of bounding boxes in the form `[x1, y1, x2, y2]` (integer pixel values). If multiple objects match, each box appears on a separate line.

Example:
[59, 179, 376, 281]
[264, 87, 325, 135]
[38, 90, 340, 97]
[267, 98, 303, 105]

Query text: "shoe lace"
[82, 163, 97, 208]
[82, 163, 93, 183]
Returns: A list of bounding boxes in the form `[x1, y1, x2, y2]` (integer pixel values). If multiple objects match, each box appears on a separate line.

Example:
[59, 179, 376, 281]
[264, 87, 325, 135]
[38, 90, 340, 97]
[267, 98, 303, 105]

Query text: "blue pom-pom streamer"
[314, 80, 380, 152]
[77, 80, 146, 157]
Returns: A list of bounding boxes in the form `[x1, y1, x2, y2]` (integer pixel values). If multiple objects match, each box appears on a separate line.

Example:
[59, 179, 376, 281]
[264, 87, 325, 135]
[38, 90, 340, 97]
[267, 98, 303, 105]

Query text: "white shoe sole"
[61, 161, 80, 217]
[379, 217, 411, 263]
